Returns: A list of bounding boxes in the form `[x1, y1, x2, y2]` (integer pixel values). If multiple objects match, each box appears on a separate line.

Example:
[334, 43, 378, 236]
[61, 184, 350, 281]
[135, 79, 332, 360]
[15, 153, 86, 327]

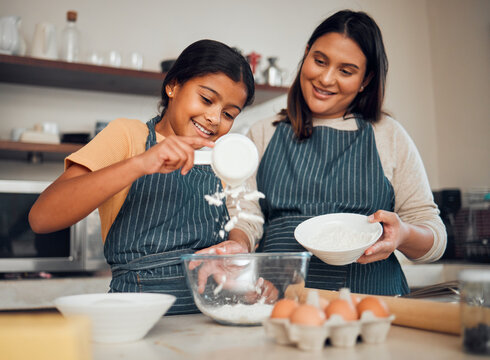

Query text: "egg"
[356, 296, 390, 318]
[318, 296, 329, 311]
[350, 295, 360, 306]
[325, 299, 358, 321]
[270, 298, 299, 319]
[289, 304, 326, 326]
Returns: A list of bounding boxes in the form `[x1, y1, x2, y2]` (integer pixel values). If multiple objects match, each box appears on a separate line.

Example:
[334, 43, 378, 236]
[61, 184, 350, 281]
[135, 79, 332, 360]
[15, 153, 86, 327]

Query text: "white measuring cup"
[194, 134, 259, 188]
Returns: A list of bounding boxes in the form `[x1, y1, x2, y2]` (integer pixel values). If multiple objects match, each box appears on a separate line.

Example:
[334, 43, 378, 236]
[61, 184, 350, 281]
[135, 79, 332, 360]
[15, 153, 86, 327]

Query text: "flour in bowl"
[306, 224, 374, 250]
[198, 301, 274, 325]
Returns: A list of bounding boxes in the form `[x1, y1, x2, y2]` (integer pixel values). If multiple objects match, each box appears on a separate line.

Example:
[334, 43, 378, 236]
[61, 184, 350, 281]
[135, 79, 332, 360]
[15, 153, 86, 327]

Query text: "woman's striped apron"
[256, 118, 409, 296]
[105, 116, 229, 314]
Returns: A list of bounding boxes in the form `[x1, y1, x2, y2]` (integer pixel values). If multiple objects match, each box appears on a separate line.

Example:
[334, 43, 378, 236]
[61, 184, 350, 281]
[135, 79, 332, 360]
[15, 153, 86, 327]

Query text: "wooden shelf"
[0, 54, 288, 105]
[0, 140, 83, 154]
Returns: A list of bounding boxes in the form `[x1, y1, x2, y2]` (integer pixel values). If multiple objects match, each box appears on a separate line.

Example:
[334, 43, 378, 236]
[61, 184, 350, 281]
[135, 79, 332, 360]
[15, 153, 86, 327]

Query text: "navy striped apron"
[256, 118, 409, 296]
[104, 116, 229, 314]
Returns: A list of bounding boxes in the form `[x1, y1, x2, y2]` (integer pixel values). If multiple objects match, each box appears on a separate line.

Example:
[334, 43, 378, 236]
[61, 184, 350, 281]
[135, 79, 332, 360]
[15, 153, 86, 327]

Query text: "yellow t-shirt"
[65, 118, 164, 241]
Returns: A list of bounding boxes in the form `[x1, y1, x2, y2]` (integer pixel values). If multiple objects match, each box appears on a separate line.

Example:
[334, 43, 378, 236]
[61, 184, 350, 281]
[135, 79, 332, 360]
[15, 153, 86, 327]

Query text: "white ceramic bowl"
[54, 293, 175, 343]
[294, 213, 383, 266]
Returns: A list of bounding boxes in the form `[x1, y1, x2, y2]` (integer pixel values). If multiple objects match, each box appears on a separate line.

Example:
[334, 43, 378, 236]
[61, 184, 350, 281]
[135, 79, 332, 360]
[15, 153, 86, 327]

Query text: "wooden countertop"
[91, 313, 477, 360]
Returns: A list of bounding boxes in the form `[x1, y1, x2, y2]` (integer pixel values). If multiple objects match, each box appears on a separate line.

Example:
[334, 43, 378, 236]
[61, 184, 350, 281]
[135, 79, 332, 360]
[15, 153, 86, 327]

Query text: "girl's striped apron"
[256, 118, 409, 296]
[105, 116, 229, 314]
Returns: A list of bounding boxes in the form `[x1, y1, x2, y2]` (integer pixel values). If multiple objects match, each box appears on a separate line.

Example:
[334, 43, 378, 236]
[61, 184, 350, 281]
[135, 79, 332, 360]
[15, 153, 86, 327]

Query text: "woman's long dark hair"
[158, 39, 255, 116]
[278, 10, 388, 140]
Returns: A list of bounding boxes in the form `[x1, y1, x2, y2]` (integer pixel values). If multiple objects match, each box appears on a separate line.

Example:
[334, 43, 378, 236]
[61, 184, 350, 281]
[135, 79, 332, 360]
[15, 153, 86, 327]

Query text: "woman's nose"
[319, 67, 336, 86]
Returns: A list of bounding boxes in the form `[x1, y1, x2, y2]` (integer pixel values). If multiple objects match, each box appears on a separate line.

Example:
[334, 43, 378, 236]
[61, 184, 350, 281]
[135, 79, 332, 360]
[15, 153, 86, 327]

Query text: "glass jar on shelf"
[59, 10, 80, 62]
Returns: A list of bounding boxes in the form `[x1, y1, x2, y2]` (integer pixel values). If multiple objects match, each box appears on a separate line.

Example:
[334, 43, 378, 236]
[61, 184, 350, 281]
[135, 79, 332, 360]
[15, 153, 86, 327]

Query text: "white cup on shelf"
[107, 50, 122, 67]
[87, 51, 104, 65]
[129, 52, 143, 70]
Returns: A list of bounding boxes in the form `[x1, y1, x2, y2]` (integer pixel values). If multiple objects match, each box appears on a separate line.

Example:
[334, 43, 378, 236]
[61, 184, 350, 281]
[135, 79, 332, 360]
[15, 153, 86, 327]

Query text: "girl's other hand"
[137, 135, 214, 176]
[188, 239, 248, 273]
[357, 210, 409, 264]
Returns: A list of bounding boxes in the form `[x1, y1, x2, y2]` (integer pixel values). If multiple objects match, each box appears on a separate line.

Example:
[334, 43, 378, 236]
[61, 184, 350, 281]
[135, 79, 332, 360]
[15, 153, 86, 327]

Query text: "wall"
[427, 0, 490, 192]
[0, 0, 488, 191]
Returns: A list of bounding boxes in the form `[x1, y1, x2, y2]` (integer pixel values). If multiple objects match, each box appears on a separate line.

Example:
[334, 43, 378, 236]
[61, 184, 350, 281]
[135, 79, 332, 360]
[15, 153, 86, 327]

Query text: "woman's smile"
[312, 84, 337, 99]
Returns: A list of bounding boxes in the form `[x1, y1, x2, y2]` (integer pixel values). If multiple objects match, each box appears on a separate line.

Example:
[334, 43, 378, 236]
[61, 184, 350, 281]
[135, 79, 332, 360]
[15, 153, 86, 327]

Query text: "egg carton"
[264, 311, 396, 351]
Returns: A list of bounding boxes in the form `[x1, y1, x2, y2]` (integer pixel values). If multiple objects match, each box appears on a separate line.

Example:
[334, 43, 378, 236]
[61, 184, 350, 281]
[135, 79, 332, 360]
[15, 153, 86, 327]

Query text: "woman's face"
[159, 73, 247, 141]
[300, 32, 369, 119]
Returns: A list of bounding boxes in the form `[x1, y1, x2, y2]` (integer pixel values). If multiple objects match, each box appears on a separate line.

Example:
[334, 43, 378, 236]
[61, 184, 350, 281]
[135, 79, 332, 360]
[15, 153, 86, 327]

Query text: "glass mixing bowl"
[181, 252, 311, 326]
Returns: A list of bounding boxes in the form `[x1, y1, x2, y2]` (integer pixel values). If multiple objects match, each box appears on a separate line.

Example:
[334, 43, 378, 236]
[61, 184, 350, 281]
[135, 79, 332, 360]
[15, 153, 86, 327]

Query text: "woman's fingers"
[358, 210, 402, 263]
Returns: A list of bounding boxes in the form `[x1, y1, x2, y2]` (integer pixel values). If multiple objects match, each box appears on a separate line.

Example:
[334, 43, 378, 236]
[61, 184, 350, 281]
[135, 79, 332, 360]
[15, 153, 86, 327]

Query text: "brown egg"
[289, 304, 326, 326]
[356, 296, 390, 318]
[318, 297, 329, 311]
[350, 294, 360, 306]
[325, 299, 359, 321]
[270, 298, 299, 319]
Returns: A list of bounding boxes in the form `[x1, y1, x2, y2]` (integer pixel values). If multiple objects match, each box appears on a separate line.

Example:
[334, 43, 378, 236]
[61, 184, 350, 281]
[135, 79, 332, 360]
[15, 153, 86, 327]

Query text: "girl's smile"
[192, 119, 214, 137]
[157, 73, 248, 141]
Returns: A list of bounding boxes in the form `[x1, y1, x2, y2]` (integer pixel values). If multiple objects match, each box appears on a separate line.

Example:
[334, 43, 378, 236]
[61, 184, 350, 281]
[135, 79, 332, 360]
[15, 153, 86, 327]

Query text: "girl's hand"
[137, 135, 214, 176]
[188, 239, 248, 277]
[356, 210, 409, 264]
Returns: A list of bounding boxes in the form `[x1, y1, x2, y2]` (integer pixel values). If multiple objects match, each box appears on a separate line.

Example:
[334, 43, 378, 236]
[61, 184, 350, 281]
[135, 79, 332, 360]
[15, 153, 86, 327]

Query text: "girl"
[243, 10, 446, 296]
[29, 39, 256, 314]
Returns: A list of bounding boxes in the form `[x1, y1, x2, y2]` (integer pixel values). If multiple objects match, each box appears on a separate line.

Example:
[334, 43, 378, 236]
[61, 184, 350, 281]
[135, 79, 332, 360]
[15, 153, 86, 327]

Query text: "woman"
[243, 10, 446, 296]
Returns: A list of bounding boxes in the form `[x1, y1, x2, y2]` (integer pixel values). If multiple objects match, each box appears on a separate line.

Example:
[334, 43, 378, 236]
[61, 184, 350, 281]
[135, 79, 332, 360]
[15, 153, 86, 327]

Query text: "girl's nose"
[205, 105, 221, 125]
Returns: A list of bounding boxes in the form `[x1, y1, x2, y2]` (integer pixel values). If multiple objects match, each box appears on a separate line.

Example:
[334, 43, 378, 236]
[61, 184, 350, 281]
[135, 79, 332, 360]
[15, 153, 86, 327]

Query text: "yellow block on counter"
[0, 312, 92, 360]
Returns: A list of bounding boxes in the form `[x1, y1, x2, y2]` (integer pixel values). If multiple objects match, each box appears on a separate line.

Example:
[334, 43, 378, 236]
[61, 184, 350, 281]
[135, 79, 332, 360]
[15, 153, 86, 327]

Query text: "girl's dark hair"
[278, 10, 388, 140]
[158, 39, 254, 116]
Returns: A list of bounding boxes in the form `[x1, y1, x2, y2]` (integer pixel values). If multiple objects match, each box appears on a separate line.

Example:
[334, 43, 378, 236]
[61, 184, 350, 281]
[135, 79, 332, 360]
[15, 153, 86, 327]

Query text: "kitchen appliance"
[433, 189, 462, 260]
[0, 180, 108, 274]
[433, 188, 489, 262]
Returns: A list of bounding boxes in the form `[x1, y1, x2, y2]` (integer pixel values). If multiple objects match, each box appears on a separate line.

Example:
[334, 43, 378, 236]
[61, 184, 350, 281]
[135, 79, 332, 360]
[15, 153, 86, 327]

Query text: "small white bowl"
[54, 293, 175, 343]
[294, 213, 382, 266]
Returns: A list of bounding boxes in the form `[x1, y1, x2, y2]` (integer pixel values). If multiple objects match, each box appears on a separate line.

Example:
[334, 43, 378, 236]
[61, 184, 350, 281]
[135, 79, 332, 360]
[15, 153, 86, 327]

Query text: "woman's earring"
[360, 85, 364, 92]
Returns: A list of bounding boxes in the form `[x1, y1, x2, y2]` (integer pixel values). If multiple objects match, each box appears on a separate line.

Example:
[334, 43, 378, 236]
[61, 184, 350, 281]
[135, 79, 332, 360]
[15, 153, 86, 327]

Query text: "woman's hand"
[357, 210, 435, 263]
[356, 210, 409, 264]
[137, 135, 214, 176]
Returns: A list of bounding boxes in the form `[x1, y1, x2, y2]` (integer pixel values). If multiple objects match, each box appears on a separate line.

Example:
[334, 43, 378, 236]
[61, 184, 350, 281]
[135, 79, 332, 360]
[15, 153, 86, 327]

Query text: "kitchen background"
[0, 0, 488, 193]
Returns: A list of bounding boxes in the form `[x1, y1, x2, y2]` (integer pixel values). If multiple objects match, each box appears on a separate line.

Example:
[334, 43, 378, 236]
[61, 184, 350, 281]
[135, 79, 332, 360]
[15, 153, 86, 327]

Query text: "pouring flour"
[195, 133, 264, 235]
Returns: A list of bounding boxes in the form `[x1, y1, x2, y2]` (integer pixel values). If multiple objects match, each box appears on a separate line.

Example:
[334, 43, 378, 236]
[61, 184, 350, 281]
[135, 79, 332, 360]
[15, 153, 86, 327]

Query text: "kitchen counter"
[1, 262, 488, 310]
[91, 313, 478, 360]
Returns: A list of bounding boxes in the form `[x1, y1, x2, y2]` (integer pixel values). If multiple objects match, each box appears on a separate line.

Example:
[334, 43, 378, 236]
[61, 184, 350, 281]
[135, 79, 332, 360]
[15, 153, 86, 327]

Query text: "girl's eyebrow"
[313, 50, 360, 70]
[199, 85, 242, 112]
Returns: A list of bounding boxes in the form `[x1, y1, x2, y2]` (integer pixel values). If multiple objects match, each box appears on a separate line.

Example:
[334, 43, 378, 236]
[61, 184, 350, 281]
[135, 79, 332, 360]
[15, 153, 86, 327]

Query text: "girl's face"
[159, 73, 247, 141]
[300, 32, 370, 119]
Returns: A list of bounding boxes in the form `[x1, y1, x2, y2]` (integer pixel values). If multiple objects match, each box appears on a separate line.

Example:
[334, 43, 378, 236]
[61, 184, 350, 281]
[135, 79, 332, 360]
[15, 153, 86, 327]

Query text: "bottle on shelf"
[262, 57, 285, 87]
[59, 10, 80, 62]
